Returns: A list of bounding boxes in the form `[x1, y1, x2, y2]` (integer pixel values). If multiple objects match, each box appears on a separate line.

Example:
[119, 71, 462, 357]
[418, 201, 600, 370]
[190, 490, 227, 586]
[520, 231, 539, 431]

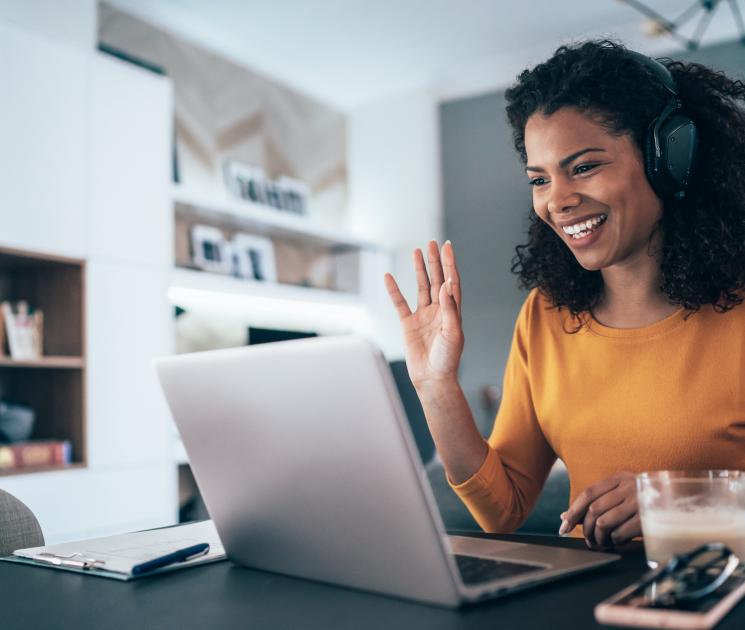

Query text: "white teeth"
[561, 214, 607, 235]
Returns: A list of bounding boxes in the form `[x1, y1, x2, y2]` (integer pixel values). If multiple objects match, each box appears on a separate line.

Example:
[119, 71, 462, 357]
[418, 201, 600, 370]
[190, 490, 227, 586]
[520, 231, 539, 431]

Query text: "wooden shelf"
[0, 462, 85, 477]
[0, 356, 84, 369]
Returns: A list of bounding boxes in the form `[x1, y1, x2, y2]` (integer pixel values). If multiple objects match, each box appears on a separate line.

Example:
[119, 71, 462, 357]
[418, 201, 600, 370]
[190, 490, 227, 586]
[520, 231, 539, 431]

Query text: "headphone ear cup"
[657, 112, 698, 194]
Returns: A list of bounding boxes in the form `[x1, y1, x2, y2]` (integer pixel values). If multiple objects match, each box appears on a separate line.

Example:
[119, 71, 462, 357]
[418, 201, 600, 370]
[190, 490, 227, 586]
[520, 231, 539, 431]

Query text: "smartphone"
[594, 569, 745, 629]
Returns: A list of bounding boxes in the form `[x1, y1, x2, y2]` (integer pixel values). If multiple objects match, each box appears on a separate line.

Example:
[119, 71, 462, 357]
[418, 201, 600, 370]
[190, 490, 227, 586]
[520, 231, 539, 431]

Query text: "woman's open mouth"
[560, 213, 608, 245]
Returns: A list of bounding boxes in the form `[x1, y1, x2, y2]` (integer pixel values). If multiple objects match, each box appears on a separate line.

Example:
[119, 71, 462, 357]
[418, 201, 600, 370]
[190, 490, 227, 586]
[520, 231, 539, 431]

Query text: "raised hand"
[384, 240, 464, 391]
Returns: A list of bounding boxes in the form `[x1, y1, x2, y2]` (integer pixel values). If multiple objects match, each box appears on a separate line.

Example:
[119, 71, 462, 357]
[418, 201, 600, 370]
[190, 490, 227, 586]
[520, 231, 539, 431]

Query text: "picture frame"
[223, 159, 310, 216]
[223, 160, 268, 205]
[276, 175, 310, 215]
[190, 224, 232, 274]
[230, 233, 277, 282]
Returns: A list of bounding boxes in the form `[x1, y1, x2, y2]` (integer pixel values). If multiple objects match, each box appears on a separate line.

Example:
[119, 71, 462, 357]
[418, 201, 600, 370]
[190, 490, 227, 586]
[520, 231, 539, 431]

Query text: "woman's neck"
[593, 245, 680, 329]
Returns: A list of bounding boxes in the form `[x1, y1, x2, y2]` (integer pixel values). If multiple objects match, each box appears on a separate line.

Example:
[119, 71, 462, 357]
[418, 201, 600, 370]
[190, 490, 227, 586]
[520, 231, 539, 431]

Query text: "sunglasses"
[631, 543, 742, 608]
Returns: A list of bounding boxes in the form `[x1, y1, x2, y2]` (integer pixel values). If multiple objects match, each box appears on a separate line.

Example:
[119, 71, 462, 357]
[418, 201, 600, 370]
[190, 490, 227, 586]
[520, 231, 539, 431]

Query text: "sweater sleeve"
[448, 291, 557, 532]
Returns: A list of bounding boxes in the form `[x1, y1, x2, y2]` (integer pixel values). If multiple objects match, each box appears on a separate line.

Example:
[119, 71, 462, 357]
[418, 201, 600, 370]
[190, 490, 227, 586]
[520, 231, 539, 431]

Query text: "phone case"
[594, 570, 745, 629]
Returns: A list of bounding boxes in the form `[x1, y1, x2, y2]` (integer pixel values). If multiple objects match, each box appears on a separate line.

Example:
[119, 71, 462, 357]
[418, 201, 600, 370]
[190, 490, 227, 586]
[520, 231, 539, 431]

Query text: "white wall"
[346, 86, 443, 358]
[0, 0, 96, 49]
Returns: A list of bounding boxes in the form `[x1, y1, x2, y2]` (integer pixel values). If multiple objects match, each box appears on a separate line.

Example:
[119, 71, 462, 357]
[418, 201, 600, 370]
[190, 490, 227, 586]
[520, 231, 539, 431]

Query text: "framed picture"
[223, 160, 268, 205]
[231, 233, 277, 282]
[190, 224, 232, 274]
[223, 159, 310, 215]
[276, 175, 310, 215]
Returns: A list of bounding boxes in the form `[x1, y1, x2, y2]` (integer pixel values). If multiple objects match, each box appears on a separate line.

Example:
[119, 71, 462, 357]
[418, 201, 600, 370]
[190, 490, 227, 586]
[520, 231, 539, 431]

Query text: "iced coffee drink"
[636, 471, 745, 568]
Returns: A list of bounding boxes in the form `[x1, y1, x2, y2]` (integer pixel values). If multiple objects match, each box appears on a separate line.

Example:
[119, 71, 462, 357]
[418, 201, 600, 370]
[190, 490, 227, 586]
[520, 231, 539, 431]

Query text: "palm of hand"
[401, 302, 463, 386]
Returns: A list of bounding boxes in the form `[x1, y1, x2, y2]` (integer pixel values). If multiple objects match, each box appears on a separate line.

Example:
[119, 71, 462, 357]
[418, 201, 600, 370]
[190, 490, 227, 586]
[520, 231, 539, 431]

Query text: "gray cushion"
[0, 489, 44, 556]
[424, 459, 569, 535]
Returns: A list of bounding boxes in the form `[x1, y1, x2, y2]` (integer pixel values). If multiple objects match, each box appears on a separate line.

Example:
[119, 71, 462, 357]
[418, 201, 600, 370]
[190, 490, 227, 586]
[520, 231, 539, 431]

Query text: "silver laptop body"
[155, 335, 617, 608]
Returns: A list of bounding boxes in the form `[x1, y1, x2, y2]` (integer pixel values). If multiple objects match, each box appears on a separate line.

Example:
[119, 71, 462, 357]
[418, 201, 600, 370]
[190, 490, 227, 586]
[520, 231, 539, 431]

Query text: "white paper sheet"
[11, 520, 225, 578]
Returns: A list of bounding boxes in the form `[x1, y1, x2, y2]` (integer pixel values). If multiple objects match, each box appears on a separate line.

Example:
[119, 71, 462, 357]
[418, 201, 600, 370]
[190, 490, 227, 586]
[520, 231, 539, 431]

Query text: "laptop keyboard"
[454, 554, 544, 586]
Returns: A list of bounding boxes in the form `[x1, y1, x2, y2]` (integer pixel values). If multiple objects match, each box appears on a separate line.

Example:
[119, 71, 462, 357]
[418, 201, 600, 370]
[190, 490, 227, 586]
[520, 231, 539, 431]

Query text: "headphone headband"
[626, 50, 679, 97]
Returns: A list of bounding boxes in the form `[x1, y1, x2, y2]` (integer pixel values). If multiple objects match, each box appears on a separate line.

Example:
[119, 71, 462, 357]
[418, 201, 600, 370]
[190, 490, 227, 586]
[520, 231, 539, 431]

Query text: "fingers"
[413, 248, 432, 308]
[590, 498, 638, 548]
[595, 478, 640, 547]
[441, 240, 462, 313]
[582, 488, 627, 548]
[386, 241, 455, 317]
[427, 240, 445, 304]
[383, 273, 412, 320]
[585, 501, 642, 549]
[561, 473, 640, 547]
[563, 476, 621, 534]
[439, 279, 461, 333]
[608, 514, 642, 547]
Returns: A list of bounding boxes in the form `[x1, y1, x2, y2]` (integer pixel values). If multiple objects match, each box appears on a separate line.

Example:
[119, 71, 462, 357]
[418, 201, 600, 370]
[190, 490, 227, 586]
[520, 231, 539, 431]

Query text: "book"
[1, 301, 43, 360]
[0, 440, 71, 470]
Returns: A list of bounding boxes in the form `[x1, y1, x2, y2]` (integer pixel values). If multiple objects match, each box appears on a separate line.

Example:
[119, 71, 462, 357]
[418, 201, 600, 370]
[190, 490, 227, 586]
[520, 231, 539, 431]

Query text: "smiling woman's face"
[524, 107, 663, 272]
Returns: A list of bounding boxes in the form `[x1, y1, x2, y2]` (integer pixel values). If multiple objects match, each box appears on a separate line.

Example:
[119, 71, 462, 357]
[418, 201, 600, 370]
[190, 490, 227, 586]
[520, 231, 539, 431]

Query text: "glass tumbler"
[636, 470, 745, 569]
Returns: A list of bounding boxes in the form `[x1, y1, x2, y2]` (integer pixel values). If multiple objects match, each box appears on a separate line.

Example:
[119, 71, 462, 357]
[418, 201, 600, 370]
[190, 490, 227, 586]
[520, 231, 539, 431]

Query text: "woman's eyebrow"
[526, 147, 607, 172]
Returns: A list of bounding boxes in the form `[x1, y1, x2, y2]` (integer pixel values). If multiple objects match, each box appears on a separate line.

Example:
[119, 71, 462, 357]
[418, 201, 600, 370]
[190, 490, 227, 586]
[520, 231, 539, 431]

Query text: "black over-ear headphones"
[627, 51, 698, 200]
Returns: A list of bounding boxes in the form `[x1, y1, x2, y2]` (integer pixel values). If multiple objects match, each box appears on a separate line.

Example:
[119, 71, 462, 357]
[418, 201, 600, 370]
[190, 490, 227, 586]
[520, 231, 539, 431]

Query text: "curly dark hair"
[505, 39, 745, 324]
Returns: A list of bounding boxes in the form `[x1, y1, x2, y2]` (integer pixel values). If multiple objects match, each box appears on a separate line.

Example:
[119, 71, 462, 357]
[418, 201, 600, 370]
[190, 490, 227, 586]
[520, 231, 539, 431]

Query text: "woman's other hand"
[560, 471, 641, 549]
[384, 240, 463, 391]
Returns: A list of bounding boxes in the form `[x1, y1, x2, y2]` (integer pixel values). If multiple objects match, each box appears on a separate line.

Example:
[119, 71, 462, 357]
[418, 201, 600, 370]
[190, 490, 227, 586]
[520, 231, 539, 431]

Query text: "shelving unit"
[173, 185, 376, 250]
[0, 246, 86, 474]
[173, 186, 381, 302]
[0, 29, 180, 540]
[169, 266, 364, 307]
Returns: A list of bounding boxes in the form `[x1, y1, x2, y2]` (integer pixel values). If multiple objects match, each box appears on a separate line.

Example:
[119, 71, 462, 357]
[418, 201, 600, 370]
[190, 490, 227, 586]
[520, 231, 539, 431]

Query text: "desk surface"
[2, 532, 744, 630]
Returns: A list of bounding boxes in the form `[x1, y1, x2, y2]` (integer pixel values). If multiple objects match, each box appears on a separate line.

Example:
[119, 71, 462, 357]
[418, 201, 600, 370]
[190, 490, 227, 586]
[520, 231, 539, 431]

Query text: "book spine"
[0, 441, 72, 470]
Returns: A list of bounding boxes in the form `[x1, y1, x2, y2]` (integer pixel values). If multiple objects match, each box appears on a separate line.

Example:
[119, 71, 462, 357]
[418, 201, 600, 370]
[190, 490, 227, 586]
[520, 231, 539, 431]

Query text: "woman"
[384, 40, 745, 549]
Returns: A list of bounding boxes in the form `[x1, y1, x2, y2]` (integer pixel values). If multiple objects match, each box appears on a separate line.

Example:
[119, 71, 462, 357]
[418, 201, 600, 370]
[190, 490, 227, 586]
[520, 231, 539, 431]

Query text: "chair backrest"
[388, 360, 435, 464]
[0, 489, 44, 556]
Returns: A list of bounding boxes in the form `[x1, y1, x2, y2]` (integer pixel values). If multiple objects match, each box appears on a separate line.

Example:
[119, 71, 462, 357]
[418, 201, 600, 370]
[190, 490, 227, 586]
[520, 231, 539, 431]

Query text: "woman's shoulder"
[516, 288, 568, 333]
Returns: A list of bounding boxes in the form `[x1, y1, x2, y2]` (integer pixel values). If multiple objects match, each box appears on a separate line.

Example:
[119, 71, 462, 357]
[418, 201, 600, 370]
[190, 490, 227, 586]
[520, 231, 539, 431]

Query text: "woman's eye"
[528, 177, 547, 187]
[574, 163, 598, 175]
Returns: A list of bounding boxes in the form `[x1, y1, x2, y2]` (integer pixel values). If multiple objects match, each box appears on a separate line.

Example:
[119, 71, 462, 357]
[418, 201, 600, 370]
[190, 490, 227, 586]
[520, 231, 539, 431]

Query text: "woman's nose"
[547, 185, 582, 215]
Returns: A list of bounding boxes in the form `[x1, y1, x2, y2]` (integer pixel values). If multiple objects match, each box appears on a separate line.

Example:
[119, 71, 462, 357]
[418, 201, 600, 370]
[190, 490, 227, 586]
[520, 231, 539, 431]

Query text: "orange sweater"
[450, 288, 745, 534]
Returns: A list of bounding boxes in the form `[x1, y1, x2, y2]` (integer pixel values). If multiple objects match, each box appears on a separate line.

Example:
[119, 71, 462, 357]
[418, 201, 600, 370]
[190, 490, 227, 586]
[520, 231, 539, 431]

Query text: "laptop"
[155, 335, 618, 608]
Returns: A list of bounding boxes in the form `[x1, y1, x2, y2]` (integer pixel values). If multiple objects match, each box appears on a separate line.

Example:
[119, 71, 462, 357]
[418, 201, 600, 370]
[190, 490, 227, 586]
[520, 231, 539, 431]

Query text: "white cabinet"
[86, 260, 173, 468]
[1, 25, 178, 542]
[89, 54, 173, 267]
[0, 23, 89, 257]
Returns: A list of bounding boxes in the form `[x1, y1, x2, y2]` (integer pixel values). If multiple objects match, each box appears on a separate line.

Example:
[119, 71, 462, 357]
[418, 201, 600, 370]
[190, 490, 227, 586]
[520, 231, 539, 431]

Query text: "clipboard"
[0, 520, 226, 580]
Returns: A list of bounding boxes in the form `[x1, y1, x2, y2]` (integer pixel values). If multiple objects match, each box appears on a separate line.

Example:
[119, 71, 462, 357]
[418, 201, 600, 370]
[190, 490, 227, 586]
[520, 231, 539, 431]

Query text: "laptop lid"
[155, 336, 463, 607]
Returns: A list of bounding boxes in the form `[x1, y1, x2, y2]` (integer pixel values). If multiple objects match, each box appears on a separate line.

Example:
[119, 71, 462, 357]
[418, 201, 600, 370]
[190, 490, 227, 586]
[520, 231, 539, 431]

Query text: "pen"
[131, 543, 210, 576]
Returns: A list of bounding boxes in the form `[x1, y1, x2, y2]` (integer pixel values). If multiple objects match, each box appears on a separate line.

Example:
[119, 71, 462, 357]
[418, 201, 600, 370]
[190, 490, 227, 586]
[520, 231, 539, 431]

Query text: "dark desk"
[2, 532, 744, 630]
